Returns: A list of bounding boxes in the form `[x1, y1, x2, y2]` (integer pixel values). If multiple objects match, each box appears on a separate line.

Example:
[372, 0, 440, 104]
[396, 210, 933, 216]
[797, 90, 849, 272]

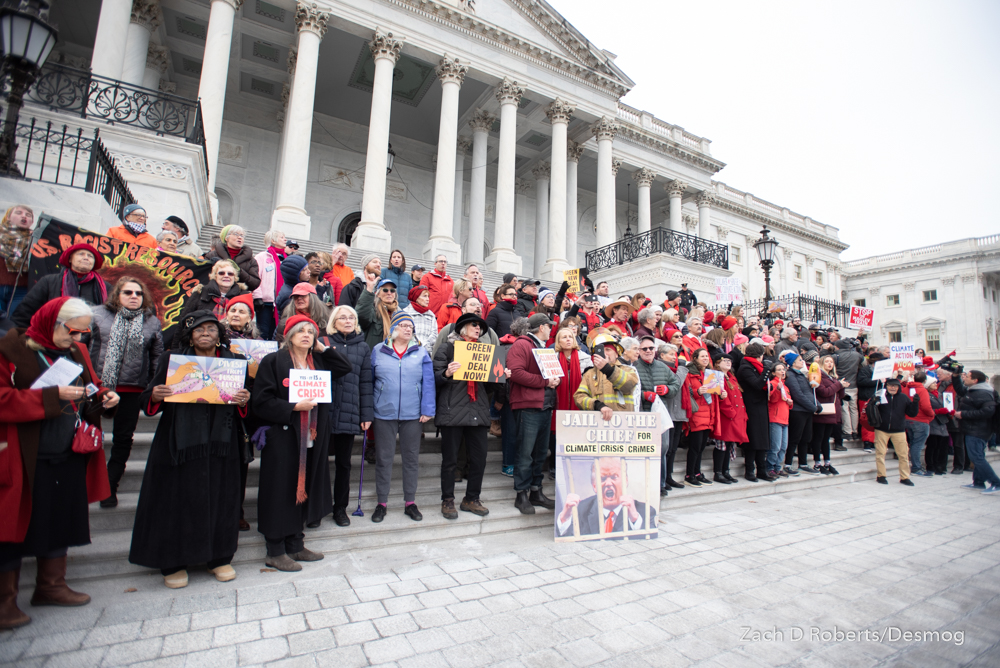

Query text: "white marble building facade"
[35, 0, 846, 287]
[842, 235, 1000, 375]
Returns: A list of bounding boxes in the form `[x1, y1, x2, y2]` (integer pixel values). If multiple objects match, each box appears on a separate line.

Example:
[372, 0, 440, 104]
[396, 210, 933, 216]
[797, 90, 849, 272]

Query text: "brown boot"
[30, 557, 90, 607]
[0, 569, 30, 629]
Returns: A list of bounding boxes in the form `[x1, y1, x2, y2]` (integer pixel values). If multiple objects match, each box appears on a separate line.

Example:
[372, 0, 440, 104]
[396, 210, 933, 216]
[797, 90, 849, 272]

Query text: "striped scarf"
[100, 307, 144, 389]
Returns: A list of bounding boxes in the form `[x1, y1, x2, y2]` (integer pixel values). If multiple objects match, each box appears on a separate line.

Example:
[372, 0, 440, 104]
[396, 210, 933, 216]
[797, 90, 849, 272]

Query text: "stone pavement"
[2, 475, 999, 667]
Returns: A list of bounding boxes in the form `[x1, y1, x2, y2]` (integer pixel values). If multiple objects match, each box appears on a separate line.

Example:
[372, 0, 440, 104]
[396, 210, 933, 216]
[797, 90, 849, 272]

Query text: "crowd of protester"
[1, 201, 999, 630]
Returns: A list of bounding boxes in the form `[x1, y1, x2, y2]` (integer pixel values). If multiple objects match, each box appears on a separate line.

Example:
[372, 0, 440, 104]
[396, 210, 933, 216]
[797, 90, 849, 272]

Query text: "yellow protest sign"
[563, 268, 581, 291]
[453, 341, 505, 382]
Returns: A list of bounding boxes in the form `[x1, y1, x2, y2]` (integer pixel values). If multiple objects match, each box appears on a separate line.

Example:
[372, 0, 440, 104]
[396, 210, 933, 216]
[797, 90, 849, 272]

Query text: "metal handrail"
[585, 227, 729, 272]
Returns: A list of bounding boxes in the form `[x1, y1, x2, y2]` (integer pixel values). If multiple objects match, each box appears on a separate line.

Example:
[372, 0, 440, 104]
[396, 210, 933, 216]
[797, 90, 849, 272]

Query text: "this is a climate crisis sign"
[288, 370, 332, 403]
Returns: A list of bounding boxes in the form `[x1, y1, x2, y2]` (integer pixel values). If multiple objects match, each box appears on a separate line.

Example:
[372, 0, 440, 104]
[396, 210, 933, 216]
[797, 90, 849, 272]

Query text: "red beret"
[226, 293, 255, 318]
[408, 285, 429, 302]
[704, 311, 715, 324]
[721, 316, 738, 331]
[284, 314, 318, 337]
[59, 243, 103, 271]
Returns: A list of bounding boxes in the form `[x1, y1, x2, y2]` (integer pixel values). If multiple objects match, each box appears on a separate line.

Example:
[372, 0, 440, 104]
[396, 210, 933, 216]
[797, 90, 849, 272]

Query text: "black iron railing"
[741, 292, 851, 327]
[586, 227, 729, 272]
[11, 117, 136, 218]
[4, 62, 208, 175]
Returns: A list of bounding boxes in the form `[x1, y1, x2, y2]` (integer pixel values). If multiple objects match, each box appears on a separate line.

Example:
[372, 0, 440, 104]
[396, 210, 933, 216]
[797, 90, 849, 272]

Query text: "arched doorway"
[337, 212, 361, 246]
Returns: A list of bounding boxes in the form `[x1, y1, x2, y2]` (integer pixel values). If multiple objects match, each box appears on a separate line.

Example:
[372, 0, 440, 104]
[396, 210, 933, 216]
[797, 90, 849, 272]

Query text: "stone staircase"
[197, 224, 561, 298]
[29, 415, 996, 584]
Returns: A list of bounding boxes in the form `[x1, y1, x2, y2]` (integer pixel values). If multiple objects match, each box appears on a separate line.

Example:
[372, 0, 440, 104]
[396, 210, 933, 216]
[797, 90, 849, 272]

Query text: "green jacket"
[357, 288, 389, 350]
[634, 357, 681, 412]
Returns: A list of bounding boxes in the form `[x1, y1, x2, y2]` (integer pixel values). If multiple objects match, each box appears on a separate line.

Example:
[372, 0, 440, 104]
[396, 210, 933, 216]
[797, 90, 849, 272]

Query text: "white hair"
[223, 225, 245, 239]
[781, 327, 797, 339]
[619, 336, 639, 352]
[637, 307, 656, 326]
[659, 342, 678, 355]
[58, 298, 93, 323]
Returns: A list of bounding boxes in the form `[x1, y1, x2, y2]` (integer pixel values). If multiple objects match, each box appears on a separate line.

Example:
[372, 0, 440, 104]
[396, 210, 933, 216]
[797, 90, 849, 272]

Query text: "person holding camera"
[573, 333, 640, 418]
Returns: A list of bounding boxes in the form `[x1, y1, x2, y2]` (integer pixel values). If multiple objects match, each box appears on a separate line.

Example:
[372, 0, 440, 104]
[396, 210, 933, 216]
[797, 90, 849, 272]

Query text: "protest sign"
[767, 300, 786, 313]
[453, 341, 506, 382]
[289, 369, 332, 403]
[230, 339, 278, 378]
[702, 370, 725, 395]
[554, 410, 666, 543]
[533, 349, 565, 379]
[27, 216, 211, 343]
[563, 268, 583, 291]
[848, 305, 875, 330]
[714, 277, 743, 304]
[943, 393, 954, 411]
[871, 359, 895, 381]
[890, 343, 915, 373]
[164, 355, 247, 404]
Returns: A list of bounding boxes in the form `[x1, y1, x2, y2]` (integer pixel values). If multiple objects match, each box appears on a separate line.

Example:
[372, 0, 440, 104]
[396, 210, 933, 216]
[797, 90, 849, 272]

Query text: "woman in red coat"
[711, 350, 747, 484]
[0, 297, 119, 629]
[681, 348, 719, 487]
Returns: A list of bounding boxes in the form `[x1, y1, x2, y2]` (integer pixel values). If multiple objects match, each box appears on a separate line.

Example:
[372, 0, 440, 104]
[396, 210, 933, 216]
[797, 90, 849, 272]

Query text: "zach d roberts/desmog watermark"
[740, 626, 965, 646]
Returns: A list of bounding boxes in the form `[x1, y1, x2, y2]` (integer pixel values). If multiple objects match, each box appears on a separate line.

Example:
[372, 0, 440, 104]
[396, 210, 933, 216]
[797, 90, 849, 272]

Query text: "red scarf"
[267, 245, 286, 296]
[26, 296, 70, 349]
[502, 297, 517, 305]
[745, 356, 763, 373]
[60, 269, 108, 302]
[461, 336, 480, 404]
[295, 353, 318, 504]
[552, 348, 583, 430]
[226, 245, 240, 259]
[410, 301, 431, 314]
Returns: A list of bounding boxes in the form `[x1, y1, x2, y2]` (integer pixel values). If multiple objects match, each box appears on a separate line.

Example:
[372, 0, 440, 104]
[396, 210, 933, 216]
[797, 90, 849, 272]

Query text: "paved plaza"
[2, 477, 999, 667]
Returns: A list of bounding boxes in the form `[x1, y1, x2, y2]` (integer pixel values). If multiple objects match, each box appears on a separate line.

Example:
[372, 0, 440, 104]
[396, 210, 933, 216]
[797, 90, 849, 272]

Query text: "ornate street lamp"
[386, 142, 395, 175]
[753, 225, 779, 304]
[0, 0, 58, 178]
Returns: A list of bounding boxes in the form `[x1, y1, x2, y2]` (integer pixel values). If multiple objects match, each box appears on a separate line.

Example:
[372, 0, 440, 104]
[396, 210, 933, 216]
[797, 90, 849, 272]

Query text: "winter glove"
[643, 391, 657, 404]
[654, 385, 669, 396]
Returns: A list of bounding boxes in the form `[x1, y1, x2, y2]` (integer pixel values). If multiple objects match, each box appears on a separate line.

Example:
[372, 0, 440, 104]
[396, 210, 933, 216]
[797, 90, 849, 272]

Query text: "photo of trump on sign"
[556, 456, 657, 538]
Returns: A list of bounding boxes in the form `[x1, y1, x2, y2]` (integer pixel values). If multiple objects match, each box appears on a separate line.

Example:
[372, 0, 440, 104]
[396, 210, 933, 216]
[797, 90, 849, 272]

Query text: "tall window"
[854, 298, 866, 307]
[794, 265, 802, 280]
[730, 246, 742, 264]
[922, 289, 938, 302]
[815, 271, 824, 286]
[925, 329, 940, 352]
[886, 294, 900, 307]
[889, 331, 902, 343]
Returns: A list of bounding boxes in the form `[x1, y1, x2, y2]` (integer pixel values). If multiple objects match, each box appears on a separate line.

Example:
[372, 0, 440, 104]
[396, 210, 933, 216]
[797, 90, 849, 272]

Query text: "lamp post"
[0, 0, 58, 178]
[623, 183, 633, 238]
[753, 225, 779, 307]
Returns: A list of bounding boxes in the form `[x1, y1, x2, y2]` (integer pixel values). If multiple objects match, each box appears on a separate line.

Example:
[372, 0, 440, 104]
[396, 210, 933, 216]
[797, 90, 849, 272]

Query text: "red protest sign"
[848, 305, 874, 330]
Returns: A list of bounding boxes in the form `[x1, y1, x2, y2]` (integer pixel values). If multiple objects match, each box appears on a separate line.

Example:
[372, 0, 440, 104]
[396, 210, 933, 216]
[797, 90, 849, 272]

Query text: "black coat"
[319, 331, 373, 435]
[515, 290, 537, 319]
[252, 347, 352, 537]
[175, 281, 249, 346]
[486, 300, 517, 338]
[128, 348, 245, 570]
[959, 384, 997, 440]
[12, 271, 107, 327]
[736, 358, 770, 451]
[873, 389, 919, 433]
[206, 240, 261, 291]
[340, 276, 367, 309]
[432, 336, 499, 428]
[856, 363, 878, 402]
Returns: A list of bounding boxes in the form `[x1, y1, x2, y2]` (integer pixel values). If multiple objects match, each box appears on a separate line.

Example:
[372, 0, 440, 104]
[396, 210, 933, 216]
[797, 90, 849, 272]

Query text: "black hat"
[885, 377, 902, 387]
[286, 239, 300, 249]
[665, 290, 679, 300]
[179, 310, 226, 347]
[709, 347, 726, 364]
[454, 312, 488, 336]
[502, 272, 517, 284]
[524, 278, 541, 286]
[165, 215, 189, 235]
[412, 264, 425, 272]
[681, 283, 688, 287]
[527, 313, 555, 329]
[868, 351, 884, 362]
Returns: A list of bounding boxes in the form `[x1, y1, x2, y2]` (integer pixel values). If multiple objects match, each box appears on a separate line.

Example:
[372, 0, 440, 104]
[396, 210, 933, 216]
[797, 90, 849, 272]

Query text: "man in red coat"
[419, 255, 454, 315]
[506, 314, 560, 515]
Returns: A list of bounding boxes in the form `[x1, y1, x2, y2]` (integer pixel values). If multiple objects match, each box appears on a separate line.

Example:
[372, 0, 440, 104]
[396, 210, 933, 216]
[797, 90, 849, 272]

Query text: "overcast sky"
[553, 0, 1000, 260]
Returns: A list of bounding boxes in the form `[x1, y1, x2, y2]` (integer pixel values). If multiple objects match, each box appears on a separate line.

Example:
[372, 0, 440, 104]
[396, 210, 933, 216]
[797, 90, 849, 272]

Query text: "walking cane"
[352, 432, 367, 517]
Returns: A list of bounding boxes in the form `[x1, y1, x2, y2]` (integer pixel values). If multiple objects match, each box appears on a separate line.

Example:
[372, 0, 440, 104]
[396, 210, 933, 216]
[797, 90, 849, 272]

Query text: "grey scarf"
[101, 307, 145, 389]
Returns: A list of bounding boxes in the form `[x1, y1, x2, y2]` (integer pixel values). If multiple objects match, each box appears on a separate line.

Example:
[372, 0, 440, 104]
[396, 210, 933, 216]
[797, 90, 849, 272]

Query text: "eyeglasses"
[217, 271, 236, 277]
[228, 233, 245, 239]
[121, 290, 143, 297]
[128, 214, 147, 220]
[381, 288, 396, 294]
[335, 316, 356, 321]
[61, 324, 91, 336]
[640, 347, 656, 352]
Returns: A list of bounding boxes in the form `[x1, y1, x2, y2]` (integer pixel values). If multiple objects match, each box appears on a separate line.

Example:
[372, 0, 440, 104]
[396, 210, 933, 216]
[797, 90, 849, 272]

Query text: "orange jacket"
[420, 271, 454, 315]
[436, 300, 462, 332]
[328, 263, 354, 291]
[106, 224, 157, 249]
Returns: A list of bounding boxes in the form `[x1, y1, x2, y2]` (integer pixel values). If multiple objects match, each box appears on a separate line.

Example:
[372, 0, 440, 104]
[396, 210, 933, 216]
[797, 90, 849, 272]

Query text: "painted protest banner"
[533, 348, 565, 379]
[27, 216, 212, 342]
[767, 300, 787, 314]
[714, 277, 743, 304]
[871, 359, 895, 381]
[563, 268, 583, 291]
[230, 339, 278, 378]
[554, 411, 666, 543]
[164, 355, 247, 404]
[453, 341, 506, 383]
[848, 305, 875, 330]
[289, 369, 332, 403]
[890, 343, 916, 373]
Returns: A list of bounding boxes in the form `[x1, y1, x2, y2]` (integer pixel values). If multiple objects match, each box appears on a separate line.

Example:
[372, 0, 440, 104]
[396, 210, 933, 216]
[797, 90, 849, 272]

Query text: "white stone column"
[269, 2, 329, 238]
[592, 117, 618, 248]
[424, 56, 468, 264]
[697, 190, 713, 239]
[804, 255, 815, 296]
[465, 110, 495, 265]
[272, 49, 296, 208]
[121, 0, 161, 87]
[197, 0, 242, 211]
[541, 99, 574, 281]
[354, 29, 404, 250]
[632, 167, 655, 235]
[532, 163, 550, 277]
[565, 141, 583, 267]
[452, 137, 471, 244]
[91, 0, 134, 80]
[666, 180, 687, 233]
[828, 262, 841, 301]
[142, 43, 168, 91]
[486, 78, 524, 274]
[514, 177, 531, 255]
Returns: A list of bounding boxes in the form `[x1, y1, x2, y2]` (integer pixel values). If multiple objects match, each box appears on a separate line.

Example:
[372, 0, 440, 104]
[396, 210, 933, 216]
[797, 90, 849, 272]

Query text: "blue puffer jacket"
[382, 266, 414, 309]
[275, 255, 307, 312]
[320, 330, 374, 434]
[785, 367, 818, 413]
[371, 339, 436, 420]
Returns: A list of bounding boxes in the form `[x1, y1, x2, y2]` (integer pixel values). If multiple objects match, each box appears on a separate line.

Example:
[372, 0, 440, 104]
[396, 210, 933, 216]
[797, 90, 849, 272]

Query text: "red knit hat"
[704, 311, 715, 325]
[408, 285, 429, 302]
[226, 293, 255, 318]
[284, 314, 319, 337]
[59, 243, 104, 271]
[721, 316, 738, 331]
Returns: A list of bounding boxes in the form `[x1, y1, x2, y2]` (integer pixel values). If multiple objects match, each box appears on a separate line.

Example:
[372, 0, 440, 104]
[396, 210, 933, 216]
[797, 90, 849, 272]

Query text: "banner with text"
[890, 343, 915, 373]
[554, 411, 666, 543]
[289, 369, 332, 403]
[714, 277, 743, 304]
[533, 349, 565, 380]
[164, 355, 247, 404]
[230, 340, 278, 378]
[453, 341, 506, 383]
[28, 217, 211, 342]
[848, 305, 875, 330]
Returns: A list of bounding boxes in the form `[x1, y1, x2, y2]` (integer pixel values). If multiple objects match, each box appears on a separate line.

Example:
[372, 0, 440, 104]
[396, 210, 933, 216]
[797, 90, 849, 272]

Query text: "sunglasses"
[121, 290, 143, 297]
[381, 288, 396, 294]
[640, 347, 656, 352]
[217, 271, 236, 277]
[63, 324, 91, 336]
